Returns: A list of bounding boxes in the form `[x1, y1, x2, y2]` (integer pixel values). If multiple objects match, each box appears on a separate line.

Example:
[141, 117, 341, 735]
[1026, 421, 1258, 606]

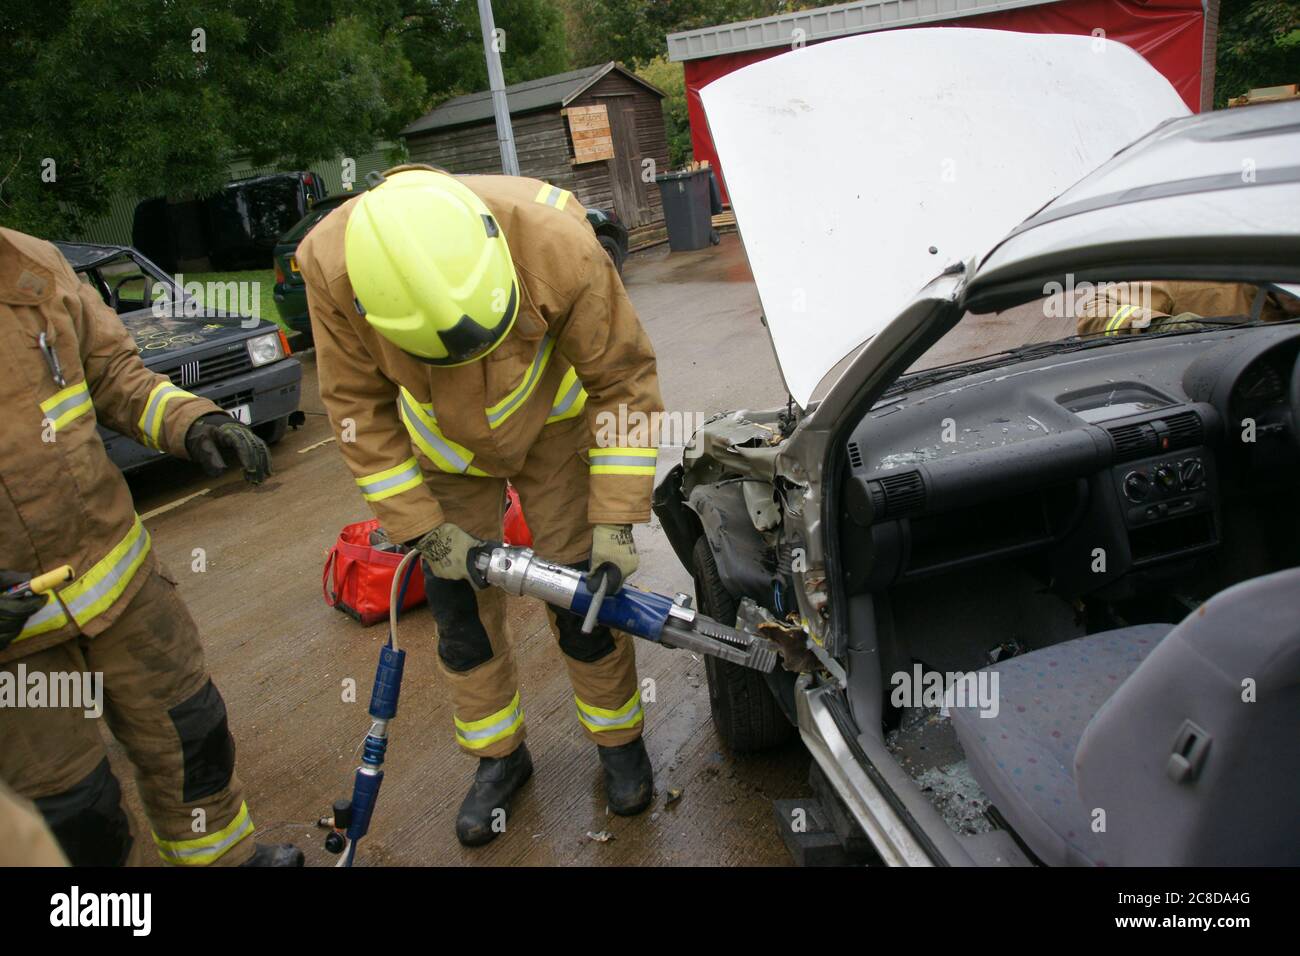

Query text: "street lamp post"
[477, 0, 520, 176]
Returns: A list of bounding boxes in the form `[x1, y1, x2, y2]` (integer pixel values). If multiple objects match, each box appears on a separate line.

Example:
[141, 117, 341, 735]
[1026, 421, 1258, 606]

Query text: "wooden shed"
[401, 63, 668, 233]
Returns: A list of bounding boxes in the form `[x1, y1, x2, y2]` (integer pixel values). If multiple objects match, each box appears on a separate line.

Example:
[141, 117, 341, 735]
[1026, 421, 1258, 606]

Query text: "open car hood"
[701, 28, 1189, 406]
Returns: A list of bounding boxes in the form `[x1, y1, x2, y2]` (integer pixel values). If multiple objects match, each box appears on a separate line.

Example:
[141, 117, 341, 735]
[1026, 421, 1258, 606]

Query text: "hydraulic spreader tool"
[324, 544, 778, 864]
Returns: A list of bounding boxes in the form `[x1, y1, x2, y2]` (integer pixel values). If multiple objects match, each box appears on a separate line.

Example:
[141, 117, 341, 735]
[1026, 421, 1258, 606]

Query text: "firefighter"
[0, 777, 67, 866]
[1077, 280, 1299, 336]
[298, 166, 664, 846]
[0, 226, 301, 867]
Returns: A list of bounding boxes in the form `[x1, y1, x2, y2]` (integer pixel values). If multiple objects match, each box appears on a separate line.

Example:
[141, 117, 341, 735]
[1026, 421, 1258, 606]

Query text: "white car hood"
[701, 28, 1190, 406]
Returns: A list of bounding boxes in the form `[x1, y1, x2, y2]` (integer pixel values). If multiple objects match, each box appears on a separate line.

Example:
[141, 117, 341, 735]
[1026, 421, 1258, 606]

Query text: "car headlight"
[246, 332, 284, 367]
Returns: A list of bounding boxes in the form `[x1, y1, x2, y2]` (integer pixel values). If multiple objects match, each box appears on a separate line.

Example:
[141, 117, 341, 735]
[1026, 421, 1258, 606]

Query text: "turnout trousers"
[422, 417, 643, 759]
[0, 567, 254, 866]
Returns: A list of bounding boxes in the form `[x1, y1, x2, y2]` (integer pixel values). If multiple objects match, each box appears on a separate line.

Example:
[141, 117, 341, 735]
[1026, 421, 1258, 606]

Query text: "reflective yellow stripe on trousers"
[455, 692, 524, 750]
[15, 515, 152, 642]
[575, 690, 643, 734]
[154, 801, 254, 866]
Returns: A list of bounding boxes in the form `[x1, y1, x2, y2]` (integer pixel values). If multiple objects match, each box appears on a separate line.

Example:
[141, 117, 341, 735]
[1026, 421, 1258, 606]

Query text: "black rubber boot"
[456, 744, 534, 847]
[240, 843, 305, 867]
[598, 738, 653, 816]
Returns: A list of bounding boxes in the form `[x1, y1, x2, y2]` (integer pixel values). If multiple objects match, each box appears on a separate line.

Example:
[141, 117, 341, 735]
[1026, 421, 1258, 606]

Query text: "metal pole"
[477, 0, 520, 176]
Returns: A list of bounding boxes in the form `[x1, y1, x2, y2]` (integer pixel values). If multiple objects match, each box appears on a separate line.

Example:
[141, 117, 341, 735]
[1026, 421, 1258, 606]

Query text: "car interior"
[835, 281, 1300, 865]
[76, 253, 162, 315]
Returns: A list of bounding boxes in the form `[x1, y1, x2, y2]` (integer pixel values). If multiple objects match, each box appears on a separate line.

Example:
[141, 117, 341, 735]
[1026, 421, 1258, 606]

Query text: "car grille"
[217, 389, 254, 410]
[162, 349, 253, 389]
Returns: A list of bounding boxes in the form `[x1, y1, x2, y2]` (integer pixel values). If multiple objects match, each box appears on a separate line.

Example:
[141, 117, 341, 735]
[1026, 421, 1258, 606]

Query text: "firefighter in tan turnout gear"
[0, 227, 301, 867]
[298, 166, 664, 846]
[1077, 280, 1300, 336]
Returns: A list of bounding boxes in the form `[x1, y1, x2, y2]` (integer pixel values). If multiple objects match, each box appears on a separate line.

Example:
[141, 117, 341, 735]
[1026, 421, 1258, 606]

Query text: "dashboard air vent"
[869, 471, 926, 519]
[1163, 411, 1203, 449]
[847, 441, 864, 470]
[1106, 421, 1157, 462]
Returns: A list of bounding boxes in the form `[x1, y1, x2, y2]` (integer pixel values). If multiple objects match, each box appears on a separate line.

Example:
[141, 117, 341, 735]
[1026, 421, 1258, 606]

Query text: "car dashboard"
[838, 324, 1300, 598]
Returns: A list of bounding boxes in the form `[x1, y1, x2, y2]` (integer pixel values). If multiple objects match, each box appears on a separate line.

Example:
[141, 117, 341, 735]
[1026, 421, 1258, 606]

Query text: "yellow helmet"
[344, 169, 518, 365]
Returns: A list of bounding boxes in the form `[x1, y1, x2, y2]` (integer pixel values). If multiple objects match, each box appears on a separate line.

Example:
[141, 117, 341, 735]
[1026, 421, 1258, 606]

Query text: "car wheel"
[253, 416, 289, 445]
[598, 235, 624, 274]
[692, 536, 795, 753]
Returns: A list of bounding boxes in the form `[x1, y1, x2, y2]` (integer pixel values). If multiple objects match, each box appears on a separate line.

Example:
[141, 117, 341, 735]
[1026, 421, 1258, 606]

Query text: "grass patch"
[182, 270, 289, 332]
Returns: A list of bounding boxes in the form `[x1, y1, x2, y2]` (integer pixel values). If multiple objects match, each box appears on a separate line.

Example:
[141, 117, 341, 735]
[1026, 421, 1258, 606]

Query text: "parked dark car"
[272, 191, 630, 347]
[55, 241, 303, 472]
[585, 206, 629, 273]
[133, 171, 326, 273]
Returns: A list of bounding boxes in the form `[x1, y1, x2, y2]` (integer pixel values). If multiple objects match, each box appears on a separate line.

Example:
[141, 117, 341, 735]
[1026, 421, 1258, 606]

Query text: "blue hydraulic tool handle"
[470, 544, 778, 672]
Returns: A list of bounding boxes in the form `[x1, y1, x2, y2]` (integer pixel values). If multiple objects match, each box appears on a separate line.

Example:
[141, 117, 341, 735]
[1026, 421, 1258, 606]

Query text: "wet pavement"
[116, 235, 811, 867]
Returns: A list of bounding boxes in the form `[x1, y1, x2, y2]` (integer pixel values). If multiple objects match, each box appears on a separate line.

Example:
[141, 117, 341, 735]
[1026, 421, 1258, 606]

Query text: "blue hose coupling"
[369, 644, 406, 720]
[346, 768, 384, 842]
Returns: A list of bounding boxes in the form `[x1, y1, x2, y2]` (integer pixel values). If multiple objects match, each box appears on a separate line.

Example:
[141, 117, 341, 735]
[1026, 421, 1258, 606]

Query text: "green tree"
[0, 1, 426, 238]
[398, 0, 570, 105]
[1215, 0, 1300, 106]
[636, 57, 693, 166]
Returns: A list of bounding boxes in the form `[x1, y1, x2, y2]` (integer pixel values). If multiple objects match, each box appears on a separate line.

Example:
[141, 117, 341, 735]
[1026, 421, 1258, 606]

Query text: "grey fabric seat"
[949, 624, 1170, 865]
[951, 566, 1300, 866]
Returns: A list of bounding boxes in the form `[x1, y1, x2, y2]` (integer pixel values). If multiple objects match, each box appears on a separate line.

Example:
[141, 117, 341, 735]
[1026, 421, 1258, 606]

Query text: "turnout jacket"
[0, 228, 221, 664]
[298, 174, 664, 543]
[1077, 280, 1298, 336]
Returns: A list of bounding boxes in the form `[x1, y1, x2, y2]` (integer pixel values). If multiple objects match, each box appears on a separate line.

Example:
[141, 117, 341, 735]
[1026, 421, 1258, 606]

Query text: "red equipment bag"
[503, 485, 532, 548]
[323, 519, 426, 626]
[324, 489, 531, 627]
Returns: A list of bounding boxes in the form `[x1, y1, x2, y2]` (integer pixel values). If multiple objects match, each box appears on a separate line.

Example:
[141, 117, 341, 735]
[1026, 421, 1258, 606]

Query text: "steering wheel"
[1289, 350, 1300, 450]
[110, 274, 146, 312]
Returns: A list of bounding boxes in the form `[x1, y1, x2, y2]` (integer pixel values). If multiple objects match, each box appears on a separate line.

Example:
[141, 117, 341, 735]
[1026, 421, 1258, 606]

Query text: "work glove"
[415, 522, 484, 584]
[0, 571, 48, 651]
[588, 524, 638, 595]
[184, 413, 272, 484]
[1150, 311, 1209, 333]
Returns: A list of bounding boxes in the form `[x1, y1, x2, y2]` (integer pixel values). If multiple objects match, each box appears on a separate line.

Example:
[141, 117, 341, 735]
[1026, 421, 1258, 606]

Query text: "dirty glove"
[0, 571, 48, 651]
[415, 522, 484, 584]
[588, 524, 638, 594]
[184, 413, 272, 484]
[1150, 311, 1209, 333]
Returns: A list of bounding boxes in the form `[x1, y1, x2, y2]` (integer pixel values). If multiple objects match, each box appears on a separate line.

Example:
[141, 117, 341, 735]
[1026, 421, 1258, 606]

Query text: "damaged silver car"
[652, 29, 1300, 866]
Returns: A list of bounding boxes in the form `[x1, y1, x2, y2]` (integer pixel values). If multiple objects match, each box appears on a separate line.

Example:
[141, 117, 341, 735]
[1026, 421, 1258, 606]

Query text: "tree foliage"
[0, 1, 426, 237]
[398, 0, 570, 105]
[1215, 0, 1300, 106]
[636, 57, 693, 167]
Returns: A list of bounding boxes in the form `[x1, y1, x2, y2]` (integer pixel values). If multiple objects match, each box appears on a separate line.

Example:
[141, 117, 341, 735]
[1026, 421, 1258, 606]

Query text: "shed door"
[601, 100, 647, 229]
